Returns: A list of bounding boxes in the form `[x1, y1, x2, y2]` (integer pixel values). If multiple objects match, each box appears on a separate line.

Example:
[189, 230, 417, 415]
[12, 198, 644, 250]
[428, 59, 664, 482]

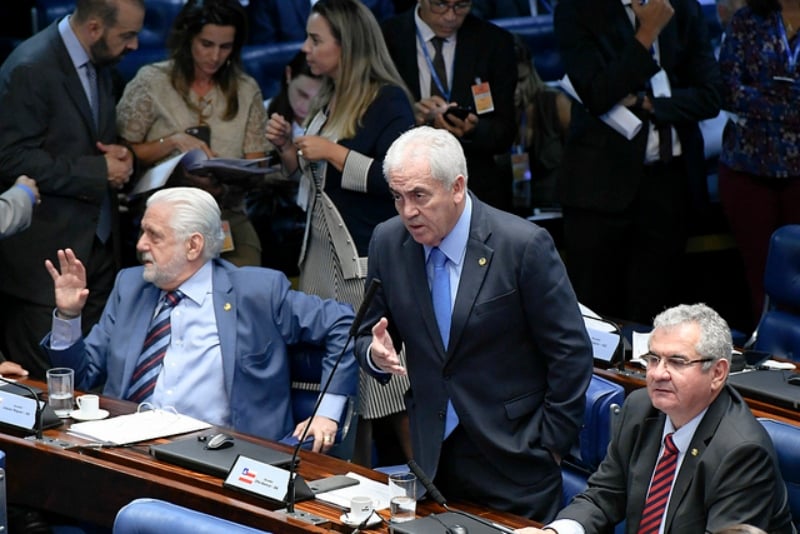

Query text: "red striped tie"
[638, 433, 678, 534]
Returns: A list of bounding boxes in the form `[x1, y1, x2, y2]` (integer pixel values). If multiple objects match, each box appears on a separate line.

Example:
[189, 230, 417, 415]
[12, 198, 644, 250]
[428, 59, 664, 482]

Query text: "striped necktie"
[638, 433, 678, 533]
[127, 290, 184, 403]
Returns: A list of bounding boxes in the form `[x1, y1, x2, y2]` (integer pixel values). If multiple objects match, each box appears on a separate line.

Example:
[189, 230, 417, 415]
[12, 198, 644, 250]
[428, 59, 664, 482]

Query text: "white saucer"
[340, 512, 381, 528]
[69, 409, 109, 421]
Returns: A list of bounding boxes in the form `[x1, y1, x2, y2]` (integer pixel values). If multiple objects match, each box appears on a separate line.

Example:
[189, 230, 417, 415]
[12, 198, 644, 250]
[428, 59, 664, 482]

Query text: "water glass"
[388, 472, 417, 523]
[46, 367, 74, 418]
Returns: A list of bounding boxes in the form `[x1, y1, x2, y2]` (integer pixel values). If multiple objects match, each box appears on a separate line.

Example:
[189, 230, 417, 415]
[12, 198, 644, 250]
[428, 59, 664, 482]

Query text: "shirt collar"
[58, 16, 92, 71]
[170, 261, 213, 307]
[425, 194, 472, 266]
[663, 406, 709, 454]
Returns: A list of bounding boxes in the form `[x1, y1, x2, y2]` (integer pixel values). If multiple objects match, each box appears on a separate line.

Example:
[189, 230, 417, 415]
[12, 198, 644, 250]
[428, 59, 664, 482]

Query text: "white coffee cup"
[349, 496, 374, 523]
[76, 394, 100, 415]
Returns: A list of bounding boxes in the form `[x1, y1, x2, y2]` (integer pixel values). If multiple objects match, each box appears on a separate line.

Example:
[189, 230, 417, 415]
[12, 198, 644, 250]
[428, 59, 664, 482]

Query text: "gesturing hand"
[44, 248, 89, 319]
[370, 317, 407, 375]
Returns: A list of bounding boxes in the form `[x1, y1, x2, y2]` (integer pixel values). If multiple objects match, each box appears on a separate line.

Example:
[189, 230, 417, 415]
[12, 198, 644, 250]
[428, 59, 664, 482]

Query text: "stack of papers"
[68, 410, 211, 445]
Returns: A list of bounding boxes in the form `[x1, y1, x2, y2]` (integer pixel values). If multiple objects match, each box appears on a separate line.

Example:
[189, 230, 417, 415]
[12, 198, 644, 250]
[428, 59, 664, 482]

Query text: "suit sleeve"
[0, 185, 33, 238]
[521, 227, 593, 456]
[649, 0, 722, 126]
[275, 276, 359, 398]
[340, 85, 415, 198]
[354, 223, 399, 384]
[555, 0, 660, 115]
[0, 63, 107, 199]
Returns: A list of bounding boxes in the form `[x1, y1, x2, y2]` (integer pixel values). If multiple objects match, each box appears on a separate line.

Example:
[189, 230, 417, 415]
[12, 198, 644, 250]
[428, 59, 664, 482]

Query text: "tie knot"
[164, 290, 184, 308]
[663, 433, 677, 455]
[431, 36, 446, 52]
[430, 247, 447, 268]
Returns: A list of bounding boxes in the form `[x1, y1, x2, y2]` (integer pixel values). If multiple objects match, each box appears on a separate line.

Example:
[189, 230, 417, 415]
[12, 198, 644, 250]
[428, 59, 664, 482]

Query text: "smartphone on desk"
[308, 474, 360, 494]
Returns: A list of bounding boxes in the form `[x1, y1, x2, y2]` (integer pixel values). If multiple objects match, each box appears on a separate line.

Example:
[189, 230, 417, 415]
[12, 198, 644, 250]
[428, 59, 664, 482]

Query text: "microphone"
[350, 276, 381, 337]
[284, 278, 382, 518]
[0, 376, 45, 440]
[406, 460, 516, 534]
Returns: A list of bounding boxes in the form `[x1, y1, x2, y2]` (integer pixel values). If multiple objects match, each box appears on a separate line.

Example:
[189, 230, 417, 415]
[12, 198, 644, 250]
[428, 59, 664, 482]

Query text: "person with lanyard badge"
[717, 0, 800, 327]
[381, 0, 518, 212]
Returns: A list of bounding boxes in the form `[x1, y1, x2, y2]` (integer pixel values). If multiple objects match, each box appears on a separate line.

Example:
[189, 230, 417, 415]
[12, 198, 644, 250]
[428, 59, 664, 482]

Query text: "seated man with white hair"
[43, 187, 357, 452]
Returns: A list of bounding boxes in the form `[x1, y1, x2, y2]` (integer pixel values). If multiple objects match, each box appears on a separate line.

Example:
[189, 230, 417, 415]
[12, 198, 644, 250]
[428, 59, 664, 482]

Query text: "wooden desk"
[595, 365, 800, 426]
[1, 380, 538, 533]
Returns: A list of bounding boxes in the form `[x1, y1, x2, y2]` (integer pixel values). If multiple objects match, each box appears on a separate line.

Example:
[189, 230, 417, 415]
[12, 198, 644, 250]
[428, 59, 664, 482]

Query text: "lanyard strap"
[416, 26, 451, 101]
[778, 13, 800, 72]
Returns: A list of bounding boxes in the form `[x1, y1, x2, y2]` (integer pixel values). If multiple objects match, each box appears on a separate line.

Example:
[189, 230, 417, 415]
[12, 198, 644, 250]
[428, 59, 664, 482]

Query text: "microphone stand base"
[24, 436, 73, 448]
[276, 508, 328, 526]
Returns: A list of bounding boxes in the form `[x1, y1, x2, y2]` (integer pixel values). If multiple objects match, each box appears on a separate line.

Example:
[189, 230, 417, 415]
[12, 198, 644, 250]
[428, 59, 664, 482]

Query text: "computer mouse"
[205, 432, 235, 450]
[447, 524, 468, 534]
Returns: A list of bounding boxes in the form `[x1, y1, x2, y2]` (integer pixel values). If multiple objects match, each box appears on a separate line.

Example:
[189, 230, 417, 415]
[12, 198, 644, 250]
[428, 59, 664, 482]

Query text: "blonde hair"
[309, 0, 412, 140]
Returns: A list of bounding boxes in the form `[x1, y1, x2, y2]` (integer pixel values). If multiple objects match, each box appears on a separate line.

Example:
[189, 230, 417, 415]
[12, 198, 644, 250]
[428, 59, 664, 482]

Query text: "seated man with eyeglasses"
[517, 303, 795, 534]
[381, 0, 517, 212]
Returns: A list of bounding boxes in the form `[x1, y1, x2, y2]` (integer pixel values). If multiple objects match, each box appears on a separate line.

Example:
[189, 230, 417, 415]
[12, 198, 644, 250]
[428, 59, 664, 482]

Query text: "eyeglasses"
[428, 0, 473, 15]
[641, 352, 715, 371]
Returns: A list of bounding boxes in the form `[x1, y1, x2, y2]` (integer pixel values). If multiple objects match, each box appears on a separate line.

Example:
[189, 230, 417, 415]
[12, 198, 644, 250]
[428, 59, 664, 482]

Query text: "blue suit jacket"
[45, 259, 358, 441]
[355, 195, 593, 496]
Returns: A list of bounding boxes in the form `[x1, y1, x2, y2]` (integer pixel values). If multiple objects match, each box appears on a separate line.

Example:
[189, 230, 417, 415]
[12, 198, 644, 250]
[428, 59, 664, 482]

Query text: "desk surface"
[2, 380, 538, 533]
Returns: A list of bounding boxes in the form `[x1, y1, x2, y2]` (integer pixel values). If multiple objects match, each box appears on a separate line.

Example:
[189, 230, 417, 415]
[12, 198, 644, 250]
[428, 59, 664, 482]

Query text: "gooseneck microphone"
[285, 278, 382, 515]
[0, 376, 45, 440]
[406, 459, 516, 534]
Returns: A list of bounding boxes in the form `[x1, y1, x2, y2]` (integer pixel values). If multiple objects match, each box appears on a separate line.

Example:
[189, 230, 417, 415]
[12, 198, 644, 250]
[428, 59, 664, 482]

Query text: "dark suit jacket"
[560, 386, 795, 533]
[355, 195, 593, 496]
[553, 0, 721, 213]
[0, 21, 118, 305]
[381, 11, 517, 210]
[248, 0, 396, 44]
[44, 259, 358, 441]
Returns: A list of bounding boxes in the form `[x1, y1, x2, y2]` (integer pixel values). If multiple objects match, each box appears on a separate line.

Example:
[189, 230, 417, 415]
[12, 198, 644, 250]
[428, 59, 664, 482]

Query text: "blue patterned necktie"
[127, 290, 184, 403]
[430, 247, 459, 438]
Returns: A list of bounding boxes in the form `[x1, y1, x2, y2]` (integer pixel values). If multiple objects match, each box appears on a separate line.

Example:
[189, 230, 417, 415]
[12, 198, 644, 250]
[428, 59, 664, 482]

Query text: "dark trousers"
[433, 426, 561, 522]
[718, 163, 800, 324]
[0, 237, 115, 379]
[563, 158, 689, 325]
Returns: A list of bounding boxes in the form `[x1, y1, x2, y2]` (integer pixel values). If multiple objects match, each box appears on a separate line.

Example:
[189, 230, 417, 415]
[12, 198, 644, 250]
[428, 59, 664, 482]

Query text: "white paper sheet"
[68, 409, 211, 445]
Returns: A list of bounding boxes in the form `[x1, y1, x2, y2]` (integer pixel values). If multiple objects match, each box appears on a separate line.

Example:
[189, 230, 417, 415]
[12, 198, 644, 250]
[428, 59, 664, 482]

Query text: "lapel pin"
[691, 448, 699, 456]
[478, 257, 487, 266]
[223, 303, 232, 311]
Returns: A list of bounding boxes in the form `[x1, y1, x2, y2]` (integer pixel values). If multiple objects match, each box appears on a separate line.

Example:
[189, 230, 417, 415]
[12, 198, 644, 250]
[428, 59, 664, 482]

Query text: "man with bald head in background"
[0, 0, 144, 378]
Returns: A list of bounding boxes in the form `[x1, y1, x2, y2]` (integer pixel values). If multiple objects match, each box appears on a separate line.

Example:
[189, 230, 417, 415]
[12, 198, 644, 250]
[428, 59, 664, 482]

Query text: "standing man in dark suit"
[381, 1, 517, 212]
[355, 126, 593, 520]
[0, 0, 143, 378]
[554, 0, 721, 324]
[518, 304, 795, 534]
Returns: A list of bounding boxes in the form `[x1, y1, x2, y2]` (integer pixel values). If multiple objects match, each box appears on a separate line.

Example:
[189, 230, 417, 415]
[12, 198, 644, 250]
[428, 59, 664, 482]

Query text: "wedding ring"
[323, 435, 332, 443]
